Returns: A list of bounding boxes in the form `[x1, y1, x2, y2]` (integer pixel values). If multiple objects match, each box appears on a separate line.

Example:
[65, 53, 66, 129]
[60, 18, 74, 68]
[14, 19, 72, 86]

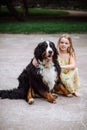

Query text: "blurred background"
[0, 0, 87, 33]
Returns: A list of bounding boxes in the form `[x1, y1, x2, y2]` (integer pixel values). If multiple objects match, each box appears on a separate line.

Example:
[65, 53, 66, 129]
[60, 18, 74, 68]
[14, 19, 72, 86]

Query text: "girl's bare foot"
[72, 92, 79, 97]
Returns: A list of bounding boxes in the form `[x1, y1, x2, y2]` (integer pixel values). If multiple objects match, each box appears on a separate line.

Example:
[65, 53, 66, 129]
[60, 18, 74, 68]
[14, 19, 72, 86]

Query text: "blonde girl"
[57, 34, 80, 96]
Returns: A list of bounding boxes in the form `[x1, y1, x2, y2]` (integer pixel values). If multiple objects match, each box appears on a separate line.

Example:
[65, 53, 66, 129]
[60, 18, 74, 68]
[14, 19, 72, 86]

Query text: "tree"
[0, 0, 29, 21]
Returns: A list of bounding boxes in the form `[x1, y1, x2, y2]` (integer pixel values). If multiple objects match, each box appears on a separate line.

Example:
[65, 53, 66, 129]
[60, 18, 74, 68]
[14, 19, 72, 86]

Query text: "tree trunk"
[5, 0, 28, 21]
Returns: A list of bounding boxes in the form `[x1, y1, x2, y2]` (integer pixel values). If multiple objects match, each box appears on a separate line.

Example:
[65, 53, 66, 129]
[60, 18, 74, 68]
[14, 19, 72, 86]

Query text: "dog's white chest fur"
[39, 61, 57, 90]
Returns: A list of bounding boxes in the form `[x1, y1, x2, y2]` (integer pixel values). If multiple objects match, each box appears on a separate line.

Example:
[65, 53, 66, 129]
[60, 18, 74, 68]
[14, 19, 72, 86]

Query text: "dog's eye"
[44, 43, 47, 48]
[45, 44, 47, 47]
[40, 44, 47, 50]
[50, 43, 54, 48]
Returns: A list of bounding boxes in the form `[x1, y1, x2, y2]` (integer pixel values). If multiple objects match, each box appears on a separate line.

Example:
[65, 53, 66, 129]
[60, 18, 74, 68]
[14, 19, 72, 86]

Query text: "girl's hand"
[32, 58, 38, 67]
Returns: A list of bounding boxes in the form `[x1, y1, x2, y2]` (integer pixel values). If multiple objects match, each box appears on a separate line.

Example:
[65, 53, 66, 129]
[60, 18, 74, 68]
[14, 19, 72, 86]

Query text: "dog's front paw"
[52, 93, 58, 99]
[48, 98, 56, 103]
[28, 98, 34, 105]
[47, 94, 56, 103]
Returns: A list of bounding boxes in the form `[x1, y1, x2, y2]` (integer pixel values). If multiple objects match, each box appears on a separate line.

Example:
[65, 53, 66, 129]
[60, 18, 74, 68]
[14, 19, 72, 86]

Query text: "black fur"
[0, 41, 61, 102]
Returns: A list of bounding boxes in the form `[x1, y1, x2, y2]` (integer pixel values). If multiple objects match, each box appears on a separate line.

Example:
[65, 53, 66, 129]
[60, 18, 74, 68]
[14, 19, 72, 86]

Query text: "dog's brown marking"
[54, 83, 70, 96]
[42, 51, 46, 59]
[39, 90, 56, 103]
[27, 86, 34, 104]
[27, 86, 32, 100]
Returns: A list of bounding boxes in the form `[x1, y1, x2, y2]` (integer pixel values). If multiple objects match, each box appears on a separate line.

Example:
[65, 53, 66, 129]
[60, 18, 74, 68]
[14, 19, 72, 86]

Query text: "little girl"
[57, 34, 80, 97]
[32, 34, 80, 97]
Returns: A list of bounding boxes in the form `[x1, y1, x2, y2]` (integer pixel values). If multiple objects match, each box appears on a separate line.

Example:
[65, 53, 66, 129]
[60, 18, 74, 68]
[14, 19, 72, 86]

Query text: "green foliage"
[1, 7, 69, 16]
[28, 0, 87, 10]
[29, 8, 69, 15]
[0, 20, 87, 33]
[0, 7, 87, 33]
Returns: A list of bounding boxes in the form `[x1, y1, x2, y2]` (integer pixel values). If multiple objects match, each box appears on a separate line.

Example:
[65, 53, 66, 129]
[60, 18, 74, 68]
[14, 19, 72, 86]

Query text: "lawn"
[0, 20, 87, 33]
[0, 7, 87, 33]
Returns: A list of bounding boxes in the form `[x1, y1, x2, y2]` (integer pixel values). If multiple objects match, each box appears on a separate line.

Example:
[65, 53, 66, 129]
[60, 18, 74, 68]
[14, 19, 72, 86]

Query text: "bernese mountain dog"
[0, 41, 69, 104]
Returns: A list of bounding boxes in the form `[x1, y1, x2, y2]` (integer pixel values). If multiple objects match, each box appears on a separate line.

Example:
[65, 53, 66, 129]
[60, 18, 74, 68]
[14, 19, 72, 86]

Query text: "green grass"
[28, 8, 69, 15]
[0, 7, 87, 33]
[1, 7, 69, 16]
[0, 20, 87, 33]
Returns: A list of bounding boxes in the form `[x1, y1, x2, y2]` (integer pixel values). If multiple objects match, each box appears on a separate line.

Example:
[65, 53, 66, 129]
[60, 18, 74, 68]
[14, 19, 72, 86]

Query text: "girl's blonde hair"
[57, 34, 75, 57]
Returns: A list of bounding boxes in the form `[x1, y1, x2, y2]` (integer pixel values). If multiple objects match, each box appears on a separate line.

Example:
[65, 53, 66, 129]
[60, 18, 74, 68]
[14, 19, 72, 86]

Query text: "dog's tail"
[0, 88, 25, 99]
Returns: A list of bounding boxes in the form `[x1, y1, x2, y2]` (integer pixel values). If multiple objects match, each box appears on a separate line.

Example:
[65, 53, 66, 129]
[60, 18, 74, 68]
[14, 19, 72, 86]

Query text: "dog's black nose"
[48, 50, 52, 54]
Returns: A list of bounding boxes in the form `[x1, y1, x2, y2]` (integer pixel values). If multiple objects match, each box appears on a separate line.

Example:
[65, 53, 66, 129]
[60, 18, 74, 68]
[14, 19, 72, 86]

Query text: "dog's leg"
[54, 83, 70, 96]
[27, 86, 34, 104]
[39, 90, 56, 103]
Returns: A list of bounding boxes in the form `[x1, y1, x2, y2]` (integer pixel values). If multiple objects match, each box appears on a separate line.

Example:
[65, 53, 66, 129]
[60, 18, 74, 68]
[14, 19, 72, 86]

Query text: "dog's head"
[34, 41, 58, 62]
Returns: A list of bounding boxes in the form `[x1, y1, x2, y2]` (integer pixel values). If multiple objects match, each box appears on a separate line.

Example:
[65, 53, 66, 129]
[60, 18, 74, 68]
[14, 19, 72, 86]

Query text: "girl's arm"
[32, 58, 38, 67]
[61, 55, 76, 70]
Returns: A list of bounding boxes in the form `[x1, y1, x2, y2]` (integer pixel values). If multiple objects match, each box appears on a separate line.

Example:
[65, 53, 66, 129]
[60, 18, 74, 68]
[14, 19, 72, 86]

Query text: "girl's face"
[59, 37, 70, 52]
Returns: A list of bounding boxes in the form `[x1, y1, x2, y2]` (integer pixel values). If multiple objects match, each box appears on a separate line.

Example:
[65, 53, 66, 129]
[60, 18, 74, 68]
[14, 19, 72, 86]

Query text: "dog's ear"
[54, 47, 59, 60]
[34, 43, 42, 60]
[51, 42, 58, 60]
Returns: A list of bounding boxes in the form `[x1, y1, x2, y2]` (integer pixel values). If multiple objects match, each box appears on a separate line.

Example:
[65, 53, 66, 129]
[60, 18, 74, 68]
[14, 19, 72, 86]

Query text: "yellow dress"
[58, 56, 80, 93]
